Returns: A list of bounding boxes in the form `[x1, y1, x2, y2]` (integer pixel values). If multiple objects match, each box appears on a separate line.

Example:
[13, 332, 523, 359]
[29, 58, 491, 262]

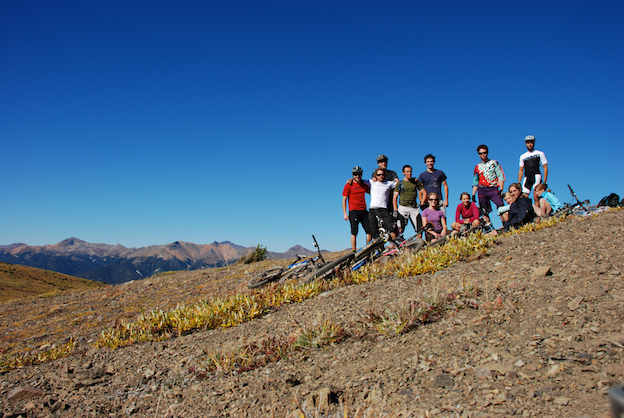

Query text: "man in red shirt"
[342, 166, 372, 252]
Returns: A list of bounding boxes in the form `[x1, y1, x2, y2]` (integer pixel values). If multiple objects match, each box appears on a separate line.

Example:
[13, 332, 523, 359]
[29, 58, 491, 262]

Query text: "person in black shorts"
[342, 166, 372, 251]
[518, 135, 548, 198]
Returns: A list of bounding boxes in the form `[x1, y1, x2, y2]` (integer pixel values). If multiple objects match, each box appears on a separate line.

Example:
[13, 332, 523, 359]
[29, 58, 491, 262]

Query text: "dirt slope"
[1, 210, 623, 417]
[0, 262, 106, 303]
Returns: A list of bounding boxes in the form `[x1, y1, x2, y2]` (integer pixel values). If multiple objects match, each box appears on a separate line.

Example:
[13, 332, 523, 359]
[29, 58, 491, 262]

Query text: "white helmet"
[525, 135, 535, 142]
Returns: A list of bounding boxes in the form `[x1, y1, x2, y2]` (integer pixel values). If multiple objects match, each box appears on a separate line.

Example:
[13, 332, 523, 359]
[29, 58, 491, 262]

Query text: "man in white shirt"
[518, 135, 548, 197]
[365, 168, 399, 240]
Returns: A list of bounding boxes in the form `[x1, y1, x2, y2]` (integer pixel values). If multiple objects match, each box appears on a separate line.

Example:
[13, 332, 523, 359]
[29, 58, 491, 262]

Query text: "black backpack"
[598, 193, 620, 207]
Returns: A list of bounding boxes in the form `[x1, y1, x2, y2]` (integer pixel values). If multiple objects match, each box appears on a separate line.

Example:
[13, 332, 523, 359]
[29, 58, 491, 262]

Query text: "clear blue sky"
[2, 1, 623, 252]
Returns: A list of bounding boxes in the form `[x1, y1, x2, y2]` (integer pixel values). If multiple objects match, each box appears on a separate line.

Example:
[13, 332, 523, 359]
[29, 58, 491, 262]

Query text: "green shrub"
[242, 244, 267, 264]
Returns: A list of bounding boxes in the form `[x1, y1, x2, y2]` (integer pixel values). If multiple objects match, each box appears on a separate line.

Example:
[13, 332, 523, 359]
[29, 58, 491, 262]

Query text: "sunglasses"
[428, 198, 438, 201]
[478, 151, 487, 155]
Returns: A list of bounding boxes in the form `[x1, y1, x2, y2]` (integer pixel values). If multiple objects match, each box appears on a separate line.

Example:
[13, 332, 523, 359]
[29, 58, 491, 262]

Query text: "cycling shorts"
[348, 210, 372, 236]
[521, 174, 542, 194]
[369, 207, 395, 239]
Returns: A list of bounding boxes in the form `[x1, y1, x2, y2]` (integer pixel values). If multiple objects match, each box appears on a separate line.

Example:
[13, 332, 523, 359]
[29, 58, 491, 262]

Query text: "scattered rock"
[568, 296, 584, 311]
[466, 251, 485, 262]
[7, 387, 45, 402]
[475, 367, 493, 379]
[533, 266, 552, 277]
[434, 373, 454, 388]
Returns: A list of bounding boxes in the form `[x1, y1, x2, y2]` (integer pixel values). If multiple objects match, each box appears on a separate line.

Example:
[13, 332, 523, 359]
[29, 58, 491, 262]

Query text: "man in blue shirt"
[417, 154, 449, 213]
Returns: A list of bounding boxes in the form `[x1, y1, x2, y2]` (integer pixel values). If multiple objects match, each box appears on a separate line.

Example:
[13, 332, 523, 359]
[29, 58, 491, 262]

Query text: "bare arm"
[518, 166, 523, 184]
[442, 180, 449, 207]
[393, 190, 399, 211]
[543, 163, 548, 184]
[342, 196, 349, 220]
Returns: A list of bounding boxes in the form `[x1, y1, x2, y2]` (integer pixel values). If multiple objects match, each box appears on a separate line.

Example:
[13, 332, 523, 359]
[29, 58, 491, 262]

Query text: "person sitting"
[532, 183, 561, 216]
[490, 183, 535, 236]
[451, 192, 480, 233]
[497, 191, 514, 223]
[422, 192, 447, 242]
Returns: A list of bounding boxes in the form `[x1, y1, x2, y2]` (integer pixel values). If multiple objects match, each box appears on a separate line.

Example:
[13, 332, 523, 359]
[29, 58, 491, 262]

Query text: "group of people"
[342, 135, 558, 250]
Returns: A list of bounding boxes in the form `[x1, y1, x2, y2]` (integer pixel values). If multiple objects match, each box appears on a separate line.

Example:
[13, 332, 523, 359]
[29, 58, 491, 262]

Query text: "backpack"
[598, 193, 620, 207]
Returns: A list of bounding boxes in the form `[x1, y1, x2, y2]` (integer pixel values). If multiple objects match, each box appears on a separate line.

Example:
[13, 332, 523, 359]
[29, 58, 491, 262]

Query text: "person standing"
[368, 168, 399, 240]
[342, 166, 372, 252]
[393, 165, 424, 235]
[372, 154, 398, 182]
[518, 135, 548, 197]
[371, 154, 398, 211]
[417, 154, 449, 212]
[472, 145, 506, 223]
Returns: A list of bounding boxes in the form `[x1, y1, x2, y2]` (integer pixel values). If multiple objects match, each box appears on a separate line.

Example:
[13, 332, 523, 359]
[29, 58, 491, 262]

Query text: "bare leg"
[350, 235, 357, 252]
[539, 199, 553, 216]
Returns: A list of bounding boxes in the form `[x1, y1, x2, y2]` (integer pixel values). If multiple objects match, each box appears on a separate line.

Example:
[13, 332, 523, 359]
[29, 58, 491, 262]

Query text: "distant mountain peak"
[59, 237, 86, 246]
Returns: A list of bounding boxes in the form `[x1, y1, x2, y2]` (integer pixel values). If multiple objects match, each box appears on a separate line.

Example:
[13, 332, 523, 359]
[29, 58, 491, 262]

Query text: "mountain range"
[0, 238, 320, 285]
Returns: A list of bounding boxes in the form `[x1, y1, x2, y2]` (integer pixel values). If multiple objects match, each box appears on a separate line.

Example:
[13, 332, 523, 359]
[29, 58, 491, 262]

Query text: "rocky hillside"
[1, 209, 623, 417]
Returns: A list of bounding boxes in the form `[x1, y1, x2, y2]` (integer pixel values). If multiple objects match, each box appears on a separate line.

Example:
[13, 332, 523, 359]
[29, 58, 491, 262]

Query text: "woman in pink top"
[451, 192, 481, 233]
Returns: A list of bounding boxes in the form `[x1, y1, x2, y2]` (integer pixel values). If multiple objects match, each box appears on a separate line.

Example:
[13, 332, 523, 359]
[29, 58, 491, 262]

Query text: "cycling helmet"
[376, 154, 388, 163]
[351, 166, 363, 175]
[525, 135, 535, 142]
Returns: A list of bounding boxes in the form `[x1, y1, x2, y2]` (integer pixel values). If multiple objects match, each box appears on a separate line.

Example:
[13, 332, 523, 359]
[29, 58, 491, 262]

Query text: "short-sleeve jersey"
[417, 169, 447, 197]
[422, 207, 445, 232]
[396, 179, 423, 207]
[519, 150, 547, 177]
[367, 179, 397, 209]
[343, 181, 369, 211]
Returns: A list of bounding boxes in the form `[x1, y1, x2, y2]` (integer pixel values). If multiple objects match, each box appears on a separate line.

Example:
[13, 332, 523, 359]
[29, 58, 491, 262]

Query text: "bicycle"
[300, 213, 396, 284]
[553, 185, 589, 216]
[302, 218, 435, 284]
[247, 235, 326, 288]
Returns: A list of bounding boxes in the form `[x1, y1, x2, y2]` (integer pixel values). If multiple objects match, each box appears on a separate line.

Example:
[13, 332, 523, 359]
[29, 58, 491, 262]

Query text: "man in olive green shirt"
[393, 164, 425, 235]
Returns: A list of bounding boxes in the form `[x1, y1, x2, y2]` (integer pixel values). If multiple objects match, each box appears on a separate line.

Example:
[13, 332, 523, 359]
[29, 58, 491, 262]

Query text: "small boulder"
[533, 266, 552, 277]
[7, 387, 45, 402]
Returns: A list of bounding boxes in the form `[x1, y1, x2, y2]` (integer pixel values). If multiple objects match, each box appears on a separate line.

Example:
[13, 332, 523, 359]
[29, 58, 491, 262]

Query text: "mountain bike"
[300, 213, 395, 284]
[302, 219, 434, 284]
[247, 235, 326, 288]
[554, 185, 589, 216]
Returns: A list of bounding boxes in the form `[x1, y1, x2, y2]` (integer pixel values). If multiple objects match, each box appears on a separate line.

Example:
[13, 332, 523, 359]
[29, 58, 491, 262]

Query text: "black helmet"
[351, 166, 363, 175]
[376, 154, 388, 163]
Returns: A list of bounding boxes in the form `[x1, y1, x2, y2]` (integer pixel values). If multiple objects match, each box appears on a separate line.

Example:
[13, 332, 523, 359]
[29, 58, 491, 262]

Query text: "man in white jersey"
[366, 168, 399, 240]
[518, 135, 548, 197]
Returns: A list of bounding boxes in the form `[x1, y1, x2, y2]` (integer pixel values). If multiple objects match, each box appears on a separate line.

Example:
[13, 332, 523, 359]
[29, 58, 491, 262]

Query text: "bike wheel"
[278, 263, 310, 284]
[355, 238, 385, 261]
[404, 237, 425, 253]
[247, 267, 283, 289]
[429, 235, 449, 247]
[302, 253, 355, 284]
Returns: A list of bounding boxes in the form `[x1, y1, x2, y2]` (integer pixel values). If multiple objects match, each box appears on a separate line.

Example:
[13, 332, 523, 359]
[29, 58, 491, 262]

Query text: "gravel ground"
[1, 209, 623, 417]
